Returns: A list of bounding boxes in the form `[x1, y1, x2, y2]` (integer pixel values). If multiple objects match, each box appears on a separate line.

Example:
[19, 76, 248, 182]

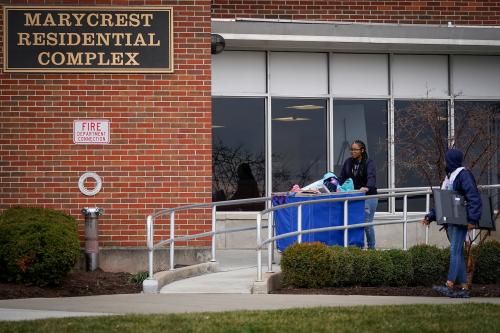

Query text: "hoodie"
[445, 148, 464, 174]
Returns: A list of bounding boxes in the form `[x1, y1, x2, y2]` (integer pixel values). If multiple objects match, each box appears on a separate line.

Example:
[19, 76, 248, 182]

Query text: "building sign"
[3, 6, 173, 73]
[74, 120, 110, 144]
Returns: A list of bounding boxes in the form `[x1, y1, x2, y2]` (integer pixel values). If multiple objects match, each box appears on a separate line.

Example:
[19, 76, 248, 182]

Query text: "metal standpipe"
[81, 207, 103, 271]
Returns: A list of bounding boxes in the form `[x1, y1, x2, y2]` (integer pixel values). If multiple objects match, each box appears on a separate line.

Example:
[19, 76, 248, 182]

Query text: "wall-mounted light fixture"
[211, 34, 226, 54]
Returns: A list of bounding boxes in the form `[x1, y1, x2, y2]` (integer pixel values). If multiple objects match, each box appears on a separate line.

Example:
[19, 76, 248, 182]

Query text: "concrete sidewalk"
[1, 249, 499, 321]
[1, 293, 499, 321]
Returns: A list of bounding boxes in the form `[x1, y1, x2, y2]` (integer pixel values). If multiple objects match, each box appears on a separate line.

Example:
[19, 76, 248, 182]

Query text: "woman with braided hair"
[338, 140, 378, 249]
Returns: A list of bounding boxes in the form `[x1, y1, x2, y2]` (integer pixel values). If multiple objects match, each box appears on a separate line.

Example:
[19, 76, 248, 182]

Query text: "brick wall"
[212, 0, 500, 25]
[0, 1, 213, 247]
[2, 1, 498, 250]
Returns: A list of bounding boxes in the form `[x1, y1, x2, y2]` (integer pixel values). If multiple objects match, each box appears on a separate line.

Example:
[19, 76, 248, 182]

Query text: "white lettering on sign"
[73, 119, 110, 144]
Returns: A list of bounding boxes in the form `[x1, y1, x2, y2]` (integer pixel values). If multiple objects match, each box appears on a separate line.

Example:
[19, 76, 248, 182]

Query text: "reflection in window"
[333, 100, 388, 211]
[272, 99, 327, 192]
[455, 101, 499, 209]
[395, 100, 448, 211]
[212, 98, 265, 211]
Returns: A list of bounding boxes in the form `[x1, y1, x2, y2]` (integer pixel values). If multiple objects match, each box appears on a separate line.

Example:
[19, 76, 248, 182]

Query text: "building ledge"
[212, 19, 500, 54]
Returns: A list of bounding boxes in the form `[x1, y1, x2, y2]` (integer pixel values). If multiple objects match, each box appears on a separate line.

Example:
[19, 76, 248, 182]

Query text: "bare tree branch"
[394, 100, 499, 286]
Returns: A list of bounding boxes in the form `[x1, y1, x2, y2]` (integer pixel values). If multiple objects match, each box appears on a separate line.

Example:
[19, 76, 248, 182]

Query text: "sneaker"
[453, 288, 471, 298]
[432, 284, 455, 297]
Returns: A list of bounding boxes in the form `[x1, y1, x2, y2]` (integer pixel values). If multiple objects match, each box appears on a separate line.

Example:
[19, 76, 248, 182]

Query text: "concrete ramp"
[160, 267, 257, 293]
[160, 249, 280, 294]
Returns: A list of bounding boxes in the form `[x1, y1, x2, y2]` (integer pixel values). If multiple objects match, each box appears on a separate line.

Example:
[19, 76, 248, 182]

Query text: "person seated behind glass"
[232, 163, 260, 200]
[229, 163, 264, 211]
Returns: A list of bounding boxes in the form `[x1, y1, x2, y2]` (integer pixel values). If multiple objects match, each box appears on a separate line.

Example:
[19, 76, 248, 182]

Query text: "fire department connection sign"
[74, 120, 109, 144]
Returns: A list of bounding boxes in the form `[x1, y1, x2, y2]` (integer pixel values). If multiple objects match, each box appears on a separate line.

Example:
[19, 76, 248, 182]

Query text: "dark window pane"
[455, 101, 500, 209]
[272, 99, 327, 192]
[212, 98, 265, 211]
[395, 100, 448, 211]
[333, 100, 389, 211]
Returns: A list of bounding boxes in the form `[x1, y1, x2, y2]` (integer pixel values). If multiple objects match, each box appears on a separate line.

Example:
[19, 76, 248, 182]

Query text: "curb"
[143, 261, 219, 294]
[252, 269, 282, 294]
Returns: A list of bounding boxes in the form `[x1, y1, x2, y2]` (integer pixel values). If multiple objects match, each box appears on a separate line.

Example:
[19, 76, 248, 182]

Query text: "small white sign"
[73, 120, 109, 144]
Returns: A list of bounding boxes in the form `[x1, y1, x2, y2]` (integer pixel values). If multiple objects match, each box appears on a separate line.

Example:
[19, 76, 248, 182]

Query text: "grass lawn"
[0, 303, 498, 333]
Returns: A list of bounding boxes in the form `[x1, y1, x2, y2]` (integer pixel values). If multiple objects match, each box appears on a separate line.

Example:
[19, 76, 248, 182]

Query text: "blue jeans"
[447, 224, 468, 284]
[364, 198, 378, 249]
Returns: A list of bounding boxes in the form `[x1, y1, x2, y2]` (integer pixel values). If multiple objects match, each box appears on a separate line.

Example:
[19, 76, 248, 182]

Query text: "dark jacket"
[426, 149, 482, 224]
[338, 157, 377, 195]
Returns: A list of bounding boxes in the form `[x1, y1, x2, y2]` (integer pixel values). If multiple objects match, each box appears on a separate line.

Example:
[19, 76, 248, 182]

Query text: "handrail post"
[146, 215, 154, 278]
[143, 214, 160, 294]
[170, 211, 175, 271]
[425, 192, 430, 245]
[270, 211, 276, 264]
[211, 205, 217, 262]
[267, 212, 273, 273]
[390, 189, 395, 214]
[257, 212, 262, 281]
[403, 194, 408, 250]
[297, 204, 302, 244]
[343, 200, 348, 248]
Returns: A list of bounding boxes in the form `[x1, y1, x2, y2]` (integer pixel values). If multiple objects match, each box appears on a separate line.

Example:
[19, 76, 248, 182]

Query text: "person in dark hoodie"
[338, 139, 378, 249]
[421, 148, 482, 298]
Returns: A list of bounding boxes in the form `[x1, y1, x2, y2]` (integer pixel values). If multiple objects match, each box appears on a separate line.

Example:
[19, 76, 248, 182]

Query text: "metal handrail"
[146, 196, 273, 278]
[255, 184, 500, 281]
[149, 196, 273, 219]
[255, 190, 431, 280]
[145, 184, 500, 284]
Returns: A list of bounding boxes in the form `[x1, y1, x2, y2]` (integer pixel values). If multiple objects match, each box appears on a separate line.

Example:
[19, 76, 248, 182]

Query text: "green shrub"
[473, 240, 500, 284]
[385, 249, 413, 286]
[363, 250, 394, 286]
[440, 246, 450, 271]
[281, 242, 498, 289]
[0, 207, 80, 286]
[348, 247, 370, 285]
[327, 246, 355, 287]
[281, 242, 331, 288]
[128, 271, 149, 285]
[409, 244, 448, 286]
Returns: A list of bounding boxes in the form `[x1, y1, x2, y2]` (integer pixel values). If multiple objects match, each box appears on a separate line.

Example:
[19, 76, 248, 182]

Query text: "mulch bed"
[0, 269, 143, 300]
[273, 284, 500, 297]
[1, 269, 498, 299]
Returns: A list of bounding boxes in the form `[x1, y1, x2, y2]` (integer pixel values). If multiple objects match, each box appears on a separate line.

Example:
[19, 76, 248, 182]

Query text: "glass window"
[455, 101, 500, 209]
[333, 100, 389, 211]
[393, 55, 449, 98]
[212, 98, 266, 211]
[270, 52, 328, 96]
[272, 99, 327, 192]
[331, 54, 389, 96]
[452, 56, 500, 97]
[212, 51, 267, 94]
[394, 100, 448, 211]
